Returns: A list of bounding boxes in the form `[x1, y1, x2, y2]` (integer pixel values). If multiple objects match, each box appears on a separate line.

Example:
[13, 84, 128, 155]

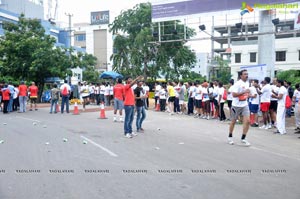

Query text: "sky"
[57, 0, 153, 25]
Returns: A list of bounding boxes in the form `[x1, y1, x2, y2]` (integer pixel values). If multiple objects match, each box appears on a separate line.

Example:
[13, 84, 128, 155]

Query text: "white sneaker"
[259, 125, 266, 129]
[113, 117, 117, 122]
[125, 134, 132, 138]
[131, 132, 138, 137]
[119, 117, 123, 122]
[227, 137, 234, 145]
[267, 124, 272, 129]
[241, 139, 251, 146]
[207, 116, 210, 120]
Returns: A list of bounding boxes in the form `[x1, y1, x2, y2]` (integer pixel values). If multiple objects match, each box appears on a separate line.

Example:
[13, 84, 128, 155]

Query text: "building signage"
[91, 11, 109, 25]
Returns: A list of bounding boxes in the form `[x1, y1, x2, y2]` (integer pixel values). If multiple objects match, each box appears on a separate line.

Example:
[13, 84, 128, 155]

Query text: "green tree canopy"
[109, 3, 196, 80]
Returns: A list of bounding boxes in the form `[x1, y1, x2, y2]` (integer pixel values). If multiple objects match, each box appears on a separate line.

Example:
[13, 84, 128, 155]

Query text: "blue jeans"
[136, 106, 146, 131]
[50, 99, 58, 113]
[8, 96, 13, 112]
[19, 96, 27, 112]
[61, 96, 69, 113]
[124, 105, 134, 135]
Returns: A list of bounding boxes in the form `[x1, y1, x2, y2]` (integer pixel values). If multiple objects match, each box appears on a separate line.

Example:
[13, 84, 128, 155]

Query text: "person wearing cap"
[18, 81, 28, 113]
[123, 75, 143, 138]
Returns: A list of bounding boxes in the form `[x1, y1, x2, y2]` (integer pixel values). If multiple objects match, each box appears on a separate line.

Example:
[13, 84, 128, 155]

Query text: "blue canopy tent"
[99, 71, 123, 79]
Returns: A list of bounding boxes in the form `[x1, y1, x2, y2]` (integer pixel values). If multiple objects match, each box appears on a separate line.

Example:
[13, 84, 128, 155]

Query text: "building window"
[276, 51, 286, 62]
[235, 53, 241, 63]
[75, 34, 86, 41]
[250, 52, 256, 63]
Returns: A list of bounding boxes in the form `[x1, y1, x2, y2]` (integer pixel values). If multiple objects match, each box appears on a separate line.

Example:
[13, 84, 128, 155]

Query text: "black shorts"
[270, 100, 278, 111]
[168, 96, 175, 102]
[195, 100, 202, 108]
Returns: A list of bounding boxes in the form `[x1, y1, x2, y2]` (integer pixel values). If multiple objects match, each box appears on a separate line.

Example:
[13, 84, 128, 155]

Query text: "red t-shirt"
[29, 86, 38, 98]
[124, 84, 135, 106]
[113, 84, 125, 101]
[2, 89, 10, 101]
[18, 85, 28, 96]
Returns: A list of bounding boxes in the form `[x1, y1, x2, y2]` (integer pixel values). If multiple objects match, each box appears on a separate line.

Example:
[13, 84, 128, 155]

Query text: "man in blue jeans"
[124, 75, 143, 138]
[134, 80, 147, 132]
[60, 80, 71, 114]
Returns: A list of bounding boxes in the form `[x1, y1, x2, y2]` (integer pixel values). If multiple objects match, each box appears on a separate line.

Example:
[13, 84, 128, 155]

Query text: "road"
[0, 105, 299, 199]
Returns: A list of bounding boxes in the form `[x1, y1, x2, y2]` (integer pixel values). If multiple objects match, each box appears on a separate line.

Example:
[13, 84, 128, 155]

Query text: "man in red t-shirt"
[28, 82, 38, 111]
[1, 84, 10, 114]
[113, 79, 125, 122]
[18, 81, 28, 113]
[123, 75, 143, 138]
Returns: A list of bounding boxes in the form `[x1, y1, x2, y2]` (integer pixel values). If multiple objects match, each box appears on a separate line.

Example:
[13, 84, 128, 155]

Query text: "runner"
[228, 69, 251, 146]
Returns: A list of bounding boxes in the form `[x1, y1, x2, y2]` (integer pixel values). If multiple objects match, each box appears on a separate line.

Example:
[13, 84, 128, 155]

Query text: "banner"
[91, 11, 109, 25]
[295, 10, 300, 30]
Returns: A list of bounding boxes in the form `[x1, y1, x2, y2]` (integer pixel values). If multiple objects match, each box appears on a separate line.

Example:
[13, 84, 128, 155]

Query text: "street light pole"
[65, 13, 73, 48]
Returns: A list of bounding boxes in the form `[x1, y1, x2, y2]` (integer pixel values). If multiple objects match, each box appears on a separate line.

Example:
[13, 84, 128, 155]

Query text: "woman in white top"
[80, 81, 90, 110]
[159, 85, 167, 112]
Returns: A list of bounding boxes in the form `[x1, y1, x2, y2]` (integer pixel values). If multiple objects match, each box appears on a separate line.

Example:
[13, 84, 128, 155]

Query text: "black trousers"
[188, 98, 194, 114]
[3, 100, 9, 113]
[160, 99, 166, 111]
[174, 98, 180, 112]
[220, 102, 226, 121]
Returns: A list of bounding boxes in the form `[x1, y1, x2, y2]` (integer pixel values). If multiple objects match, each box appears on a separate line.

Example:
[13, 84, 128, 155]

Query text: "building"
[0, 0, 44, 19]
[73, 11, 113, 72]
[191, 52, 209, 78]
[213, 19, 300, 80]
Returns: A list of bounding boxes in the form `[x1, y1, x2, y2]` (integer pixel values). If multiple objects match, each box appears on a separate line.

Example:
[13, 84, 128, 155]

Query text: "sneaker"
[251, 123, 259, 127]
[119, 118, 123, 122]
[267, 124, 272, 129]
[295, 127, 300, 131]
[241, 139, 251, 146]
[227, 137, 234, 145]
[259, 125, 266, 129]
[125, 134, 132, 138]
[113, 117, 117, 122]
[207, 116, 210, 120]
[131, 132, 138, 137]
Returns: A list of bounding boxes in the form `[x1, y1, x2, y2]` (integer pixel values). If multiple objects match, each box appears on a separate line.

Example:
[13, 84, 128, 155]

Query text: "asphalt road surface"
[0, 105, 299, 199]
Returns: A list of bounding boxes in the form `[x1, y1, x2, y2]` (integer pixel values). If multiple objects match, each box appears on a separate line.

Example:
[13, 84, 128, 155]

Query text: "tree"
[109, 3, 196, 80]
[210, 56, 231, 84]
[276, 70, 300, 86]
[0, 14, 73, 98]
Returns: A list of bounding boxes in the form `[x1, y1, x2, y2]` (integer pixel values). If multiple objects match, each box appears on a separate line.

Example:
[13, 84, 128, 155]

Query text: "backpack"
[285, 95, 292, 109]
[223, 89, 227, 101]
[61, 86, 68, 96]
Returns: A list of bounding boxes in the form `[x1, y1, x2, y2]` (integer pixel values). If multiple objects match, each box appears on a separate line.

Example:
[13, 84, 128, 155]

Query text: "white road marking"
[80, 135, 118, 157]
[15, 116, 41, 123]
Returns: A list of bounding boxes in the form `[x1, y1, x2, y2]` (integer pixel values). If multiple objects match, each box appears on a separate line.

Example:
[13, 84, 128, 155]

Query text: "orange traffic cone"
[99, 103, 107, 119]
[73, 102, 80, 115]
[155, 99, 160, 111]
[55, 103, 60, 113]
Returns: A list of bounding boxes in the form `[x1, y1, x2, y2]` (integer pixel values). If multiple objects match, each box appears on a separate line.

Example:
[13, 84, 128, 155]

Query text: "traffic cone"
[99, 102, 107, 119]
[250, 113, 255, 125]
[155, 99, 160, 111]
[55, 103, 60, 113]
[73, 102, 80, 115]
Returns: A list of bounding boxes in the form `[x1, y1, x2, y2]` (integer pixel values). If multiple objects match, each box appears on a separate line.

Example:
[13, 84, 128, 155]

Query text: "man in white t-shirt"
[100, 82, 106, 104]
[257, 77, 272, 129]
[270, 78, 279, 127]
[293, 84, 300, 133]
[154, 82, 161, 108]
[249, 79, 260, 127]
[187, 82, 196, 115]
[194, 81, 203, 118]
[272, 80, 287, 135]
[228, 69, 251, 146]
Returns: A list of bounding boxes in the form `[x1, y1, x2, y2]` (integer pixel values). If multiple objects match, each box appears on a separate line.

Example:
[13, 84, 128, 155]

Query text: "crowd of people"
[1, 70, 298, 142]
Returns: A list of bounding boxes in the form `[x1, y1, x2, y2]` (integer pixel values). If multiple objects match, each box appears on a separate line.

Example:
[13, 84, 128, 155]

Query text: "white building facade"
[191, 52, 209, 78]
[230, 37, 300, 80]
